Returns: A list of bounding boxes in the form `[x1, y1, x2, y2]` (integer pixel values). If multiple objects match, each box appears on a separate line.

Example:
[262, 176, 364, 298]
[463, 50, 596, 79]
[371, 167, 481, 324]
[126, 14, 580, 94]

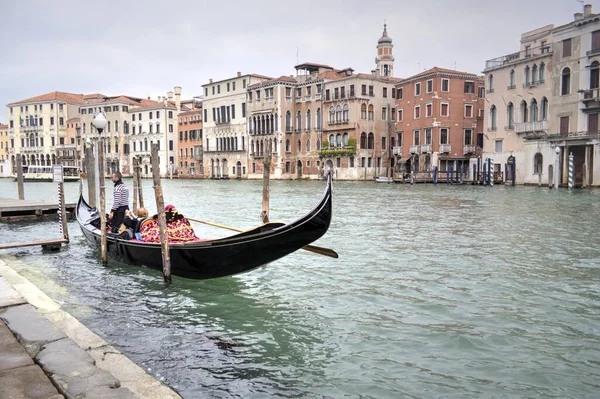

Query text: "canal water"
[1, 178, 600, 398]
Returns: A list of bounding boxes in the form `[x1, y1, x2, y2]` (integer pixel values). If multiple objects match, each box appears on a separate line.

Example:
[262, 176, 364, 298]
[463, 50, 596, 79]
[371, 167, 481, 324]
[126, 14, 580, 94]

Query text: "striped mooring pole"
[568, 152, 574, 189]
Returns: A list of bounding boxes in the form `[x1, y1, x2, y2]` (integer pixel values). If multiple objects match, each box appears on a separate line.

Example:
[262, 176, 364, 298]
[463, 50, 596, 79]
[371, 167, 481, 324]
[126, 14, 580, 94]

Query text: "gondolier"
[109, 171, 129, 233]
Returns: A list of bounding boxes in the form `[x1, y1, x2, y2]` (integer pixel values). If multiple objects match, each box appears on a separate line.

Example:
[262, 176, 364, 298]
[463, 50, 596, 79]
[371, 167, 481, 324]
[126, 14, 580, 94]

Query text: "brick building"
[176, 103, 203, 177]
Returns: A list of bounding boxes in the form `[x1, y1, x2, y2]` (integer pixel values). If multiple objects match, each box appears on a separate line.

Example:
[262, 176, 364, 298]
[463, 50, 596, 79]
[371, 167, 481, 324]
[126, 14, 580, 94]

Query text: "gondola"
[76, 173, 333, 279]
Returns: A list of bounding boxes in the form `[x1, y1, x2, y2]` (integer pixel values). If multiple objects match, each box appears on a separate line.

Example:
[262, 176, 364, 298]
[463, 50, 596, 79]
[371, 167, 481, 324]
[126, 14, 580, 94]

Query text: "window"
[397, 109, 403, 121]
[414, 105, 421, 119]
[593, 30, 600, 54]
[360, 132, 367, 149]
[534, 153, 543, 174]
[368, 104, 374, 120]
[296, 111, 302, 131]
[415, 82, 421, 96]
[361, 84, 367, 95]
[397, 131, 403, 146]
[560, 116, 569, 136]
[562, 38, 572, 58]
[589, 113, 598, 134]
[361, 104, 367, 119]
[464, 129, 473, 145]
[530, 98, 539, 122]
[441, 78, 449, 92]
[507, 102, 514, 129]
[465, 104, 473, 118]
[425, 128, 432, 145]
[489, 105, 497, 130]
[382, 107, 387, 120]
[343, 104, 349, 121]
[520, 100, 528, 122]
[398, 87, 403, 99]
[524, 66, 531, 86]
[306, 109, 312, 130]
[509, 69, 515, 88]
[478, 87, 485, 98]
[525, 45, 531, 58]
[561, 67, 571, 95]
[413, 130, 420, 145]
[329, 106, 335, 123]
[494, 139, 503, 153]
[350, 84, 355, 97]
[541, 97, 548, 120]
[369, 85, 374, 96]
[383, 87, 388, 98]
[440, 128, 449, 144]
[426, 103, 432, 117]
[464, 81, 475, 94]
[440, 103, 449, 117]
[426, 80, 433, 93]
[232, 81, 236, 91]
[367, 133, 374, 149]
[285, 111, 291, 132]
[591, 61, 600, 89]
[487, 74, 494, 92]
[242, 103, 246, 118]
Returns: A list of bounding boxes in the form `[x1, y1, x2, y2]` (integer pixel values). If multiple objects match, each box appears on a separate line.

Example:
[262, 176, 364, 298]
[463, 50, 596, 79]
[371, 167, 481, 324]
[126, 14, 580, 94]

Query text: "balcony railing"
[420, 144, 432, 153]
[547, 130, 600, 141]
[409, 145, 419, 154]
[581, 88, 600, 101]
[463, 145, 475, 154]
[315, 93, 322, 100]
[586, 48, 600, 57]
[439, 144, 451, 153]
[515, 120, 548, 133]
[392, 146, 402, 155]
[21, 146, 40, 153]
[20, 125, 42, 132]
[485, 44, 552, 70]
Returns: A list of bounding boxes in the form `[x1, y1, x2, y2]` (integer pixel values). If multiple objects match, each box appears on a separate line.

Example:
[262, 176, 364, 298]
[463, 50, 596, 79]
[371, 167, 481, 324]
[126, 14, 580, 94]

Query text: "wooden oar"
[187, 217, 338, 259]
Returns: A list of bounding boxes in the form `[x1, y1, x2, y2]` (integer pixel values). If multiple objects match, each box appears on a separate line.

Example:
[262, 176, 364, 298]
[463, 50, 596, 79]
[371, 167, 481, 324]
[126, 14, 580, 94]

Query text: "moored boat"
[13, 165, 80, 182]
[76, 173, 334, 279]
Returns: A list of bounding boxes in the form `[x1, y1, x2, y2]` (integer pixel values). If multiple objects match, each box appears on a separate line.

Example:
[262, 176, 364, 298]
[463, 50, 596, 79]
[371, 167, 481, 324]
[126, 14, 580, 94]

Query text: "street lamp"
[554, 146, 561, 190]
[92, 113, 108, 264]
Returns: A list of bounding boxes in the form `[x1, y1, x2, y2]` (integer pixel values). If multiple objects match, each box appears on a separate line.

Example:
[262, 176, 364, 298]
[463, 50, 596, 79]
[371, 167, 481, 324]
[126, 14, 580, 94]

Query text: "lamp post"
[554, 146, 561, 190]
[92, 113, 108, 264]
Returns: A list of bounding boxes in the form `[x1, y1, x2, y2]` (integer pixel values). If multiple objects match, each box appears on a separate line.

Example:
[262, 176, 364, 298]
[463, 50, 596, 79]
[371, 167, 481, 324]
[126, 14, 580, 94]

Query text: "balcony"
[304, 96, 311, 102]
[463, 145, 476, 154]
[586, 48, 600, 57]
[485, 44, 552, 70]
[439, 144, 451, 153]
[409, 145, 419, 154]
[215, 120, 231, 126]
[392, 146, 402, 155]
[581, 88, 600, 111]
[295, 98, 302, 104]
[21, 125, 42, 133]
[315, 93, 322, 100]
[420, 144, 432, 153]
[547, 130, 600, 142]
[8, 148, 14, 155]
[515, 120, 548, 134]
[21, 146, 40, 153]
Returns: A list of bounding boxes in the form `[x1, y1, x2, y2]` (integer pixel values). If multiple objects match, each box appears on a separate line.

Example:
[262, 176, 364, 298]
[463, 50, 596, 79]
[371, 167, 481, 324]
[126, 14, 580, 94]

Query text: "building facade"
[395, 68, 485, 179]
[177, 104, 204, 177]
[202, 73, 270, 178]
[0, 124, 9, 177]
[56, 117, 81, 170]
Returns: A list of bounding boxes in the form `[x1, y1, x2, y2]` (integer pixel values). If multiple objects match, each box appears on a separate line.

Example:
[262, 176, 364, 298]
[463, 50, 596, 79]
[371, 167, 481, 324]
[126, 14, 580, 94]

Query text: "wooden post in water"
[150, 144, 171, 283]
[16, 156, 24, 200]
[86, 146, 97, 207]
[132, 158, 138, 214]
[261, 142, 271, 224]
[137, 158, 144, 208]
[58, 181, 69, 242]
[97, 138, 108, 264]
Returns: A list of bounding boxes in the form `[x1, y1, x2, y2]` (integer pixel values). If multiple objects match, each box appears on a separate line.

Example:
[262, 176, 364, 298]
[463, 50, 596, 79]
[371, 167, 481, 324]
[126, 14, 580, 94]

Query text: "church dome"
[378, 24, 392, 45]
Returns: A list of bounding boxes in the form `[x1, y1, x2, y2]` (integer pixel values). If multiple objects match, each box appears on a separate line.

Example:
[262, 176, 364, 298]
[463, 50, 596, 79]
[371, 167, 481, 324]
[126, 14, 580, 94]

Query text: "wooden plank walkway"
[0, 198, 76, 222]
[0, 238, 69, 250]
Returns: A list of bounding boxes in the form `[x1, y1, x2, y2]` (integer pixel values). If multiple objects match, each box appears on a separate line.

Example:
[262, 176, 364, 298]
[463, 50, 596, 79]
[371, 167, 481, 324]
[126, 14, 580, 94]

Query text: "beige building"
[483, 26, 553, 184]
[202, 73, 271, 178]
[0, 123, 9, 177]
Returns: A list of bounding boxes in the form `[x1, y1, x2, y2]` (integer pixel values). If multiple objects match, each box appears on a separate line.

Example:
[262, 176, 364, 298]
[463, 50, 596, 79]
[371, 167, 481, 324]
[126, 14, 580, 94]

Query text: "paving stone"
[0, 277, 26, 308]
[0, 320, 33, 371]
[0, 303, 65, 357]
[36, 338, 136, 398]
[0, 364, 63, 399]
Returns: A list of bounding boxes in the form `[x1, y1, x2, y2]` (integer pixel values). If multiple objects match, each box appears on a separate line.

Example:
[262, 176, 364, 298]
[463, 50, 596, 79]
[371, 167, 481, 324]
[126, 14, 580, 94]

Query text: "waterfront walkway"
[0, 258, 181, 399]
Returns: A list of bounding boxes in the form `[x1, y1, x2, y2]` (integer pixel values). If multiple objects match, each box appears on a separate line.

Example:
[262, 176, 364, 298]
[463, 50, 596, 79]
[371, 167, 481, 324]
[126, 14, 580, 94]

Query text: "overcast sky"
[0, 0, 592, 119]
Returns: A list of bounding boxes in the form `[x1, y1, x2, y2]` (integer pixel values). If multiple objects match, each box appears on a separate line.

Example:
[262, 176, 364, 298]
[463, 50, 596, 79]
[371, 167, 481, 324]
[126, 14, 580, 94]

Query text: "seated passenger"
[139, 205, 198, 243]
[123, 207, 148, 233]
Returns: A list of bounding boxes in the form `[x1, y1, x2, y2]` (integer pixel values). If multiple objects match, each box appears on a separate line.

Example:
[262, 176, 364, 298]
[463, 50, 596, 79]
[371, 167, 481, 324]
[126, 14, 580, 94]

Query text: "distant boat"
[13, 165, 80, 182]
[375, 176, 393, 183]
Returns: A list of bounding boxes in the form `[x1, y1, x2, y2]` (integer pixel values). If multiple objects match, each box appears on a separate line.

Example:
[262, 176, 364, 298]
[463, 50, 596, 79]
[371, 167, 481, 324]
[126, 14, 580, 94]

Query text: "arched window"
[316, 108, 321, 131]
[296, 110, 302, 132]
[329, 106, 335, 124]
[490, 105, 497, 130]
[306, 109, 311, 131]
[520, 100, 528, 123]
[29, 134, 35, 147]
[329, 134, 334, 148]
[507, 102, 514, 129]
[316, 139, 321, 150]
[297, 140, 301, 152]
[368, 104, 374, 120]
[368, 132, 375, 149]
[524, 66, 530, 86]
[343, 133, 349, 146]
[509, 69, 515, 88]
[107, 121, 111, 133]
[361, 104, 367, 119]
[534, 153, 543, 174]
[530, 98, 538, 122]
[115, 121, 119, 132]
[285, 111, 291, 132]
[285, 139, 290, 152]
[488, 74, 494, 91]
[539, 62, 546, 82]
[532, 64, 538, 83]
[306, 139, 311, 152]
[342, 104, 349, 121]
[541, 97, 549, 120]
[336, 133, 342, 147]
[561, 67, 571, 95]
[336, 105, 342, 123]
[360, 132, 367, 149]
[590, 61, 600, 89]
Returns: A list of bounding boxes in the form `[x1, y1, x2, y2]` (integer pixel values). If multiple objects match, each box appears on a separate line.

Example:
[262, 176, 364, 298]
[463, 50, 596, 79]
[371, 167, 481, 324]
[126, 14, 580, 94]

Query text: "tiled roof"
[401, 67, 478, 82]
[132, 99, 177, 110]
[295, 62, 334, 70]
[178, 108, 203, 116]
[66, 117, 81, 123]
[0, 124, 8, 128]
[83, 93, 106, 100]
[8, 91, 87, 106]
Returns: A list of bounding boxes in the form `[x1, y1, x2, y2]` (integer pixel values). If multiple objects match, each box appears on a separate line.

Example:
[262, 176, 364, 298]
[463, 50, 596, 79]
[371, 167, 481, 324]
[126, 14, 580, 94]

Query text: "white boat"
[13, 165, 80, 182]
[375, 176, 393, 183]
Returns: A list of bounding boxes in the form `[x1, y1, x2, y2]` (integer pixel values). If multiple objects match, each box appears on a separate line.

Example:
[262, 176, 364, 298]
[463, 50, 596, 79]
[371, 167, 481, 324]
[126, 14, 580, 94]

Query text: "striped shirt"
[111, 181, 129, 210]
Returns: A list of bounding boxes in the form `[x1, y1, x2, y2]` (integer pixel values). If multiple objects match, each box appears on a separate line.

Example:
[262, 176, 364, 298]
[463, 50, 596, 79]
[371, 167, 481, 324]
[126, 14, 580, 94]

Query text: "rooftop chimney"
[575, 12, 584, 20]
[237, 71, 241, 77]
[174, 86, 182, 112]
[167, 91, 174, 101]
[209, 79, 213, 84]
[584, 4, 593, 17]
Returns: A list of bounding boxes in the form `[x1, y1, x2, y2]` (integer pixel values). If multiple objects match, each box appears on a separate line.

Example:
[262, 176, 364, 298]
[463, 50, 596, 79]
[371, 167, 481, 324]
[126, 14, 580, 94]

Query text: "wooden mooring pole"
[16, 157, 24, 200]
[132, 158, 138, 214]
[261, 142, 271, 224]
[97, 138, 108, 264]
[86, 146, 97, 207]
[150, 144, 171, 283]
[58, 182, 69, 242]
[137, 158, 144, 208]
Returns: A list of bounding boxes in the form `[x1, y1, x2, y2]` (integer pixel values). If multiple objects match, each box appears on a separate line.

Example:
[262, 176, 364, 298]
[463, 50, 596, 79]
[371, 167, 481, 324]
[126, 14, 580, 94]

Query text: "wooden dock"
[0, 238, 69, 251]
[0, 198, 76, 222]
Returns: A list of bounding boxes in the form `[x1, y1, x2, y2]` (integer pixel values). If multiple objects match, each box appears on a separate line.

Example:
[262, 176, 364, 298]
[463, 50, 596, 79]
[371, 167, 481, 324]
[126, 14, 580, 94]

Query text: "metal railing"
[485, 44, 552, 70]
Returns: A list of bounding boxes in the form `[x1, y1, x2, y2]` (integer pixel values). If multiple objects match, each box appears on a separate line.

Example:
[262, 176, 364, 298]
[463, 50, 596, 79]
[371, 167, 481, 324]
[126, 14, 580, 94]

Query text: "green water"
[1, 178, 599, 398]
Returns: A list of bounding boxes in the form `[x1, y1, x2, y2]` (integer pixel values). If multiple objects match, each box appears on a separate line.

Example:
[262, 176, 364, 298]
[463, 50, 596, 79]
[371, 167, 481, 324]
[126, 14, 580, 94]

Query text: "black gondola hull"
[76, 175, 333, 279]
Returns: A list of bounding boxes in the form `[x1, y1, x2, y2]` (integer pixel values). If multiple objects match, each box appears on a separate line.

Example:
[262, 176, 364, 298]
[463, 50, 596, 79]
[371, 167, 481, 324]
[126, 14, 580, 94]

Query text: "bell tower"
[376, 23, 394, 78]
